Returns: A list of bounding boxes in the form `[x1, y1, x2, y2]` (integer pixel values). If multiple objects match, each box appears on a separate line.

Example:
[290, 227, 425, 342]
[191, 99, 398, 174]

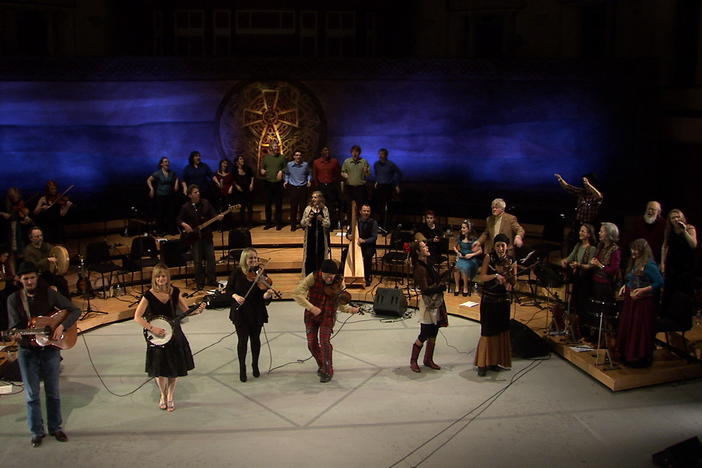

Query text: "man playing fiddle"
[292, 259, 359, 383]
[22, 227, 70, 298]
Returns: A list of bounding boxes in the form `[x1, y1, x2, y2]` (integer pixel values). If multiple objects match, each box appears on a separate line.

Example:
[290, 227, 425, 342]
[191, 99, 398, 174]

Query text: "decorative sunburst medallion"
[217, 81, 326, 174]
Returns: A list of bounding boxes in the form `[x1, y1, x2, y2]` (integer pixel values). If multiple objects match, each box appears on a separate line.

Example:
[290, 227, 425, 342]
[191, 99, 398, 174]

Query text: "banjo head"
[144, 316, 173, 346]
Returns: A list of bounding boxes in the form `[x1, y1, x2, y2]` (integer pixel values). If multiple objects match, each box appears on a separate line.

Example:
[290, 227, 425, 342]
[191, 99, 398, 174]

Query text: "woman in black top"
[475, 234, 516, 376]
[232, 155, 255, 228]
[661, 209, 698, 311]
[134, 264, 203, 412]
[227, 248, 275, 382]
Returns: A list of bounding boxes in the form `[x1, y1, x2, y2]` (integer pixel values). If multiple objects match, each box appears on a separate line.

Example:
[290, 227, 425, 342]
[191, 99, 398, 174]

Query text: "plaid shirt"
[564, 185, 602, 223]
[292, 272, 354, 315]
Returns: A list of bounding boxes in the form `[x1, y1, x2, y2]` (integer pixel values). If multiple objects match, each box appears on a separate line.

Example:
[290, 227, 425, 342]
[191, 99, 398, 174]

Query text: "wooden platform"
[455, 296, 702, 391]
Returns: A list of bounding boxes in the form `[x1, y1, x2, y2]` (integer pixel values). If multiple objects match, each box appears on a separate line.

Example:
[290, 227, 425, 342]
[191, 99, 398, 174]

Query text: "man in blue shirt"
[372, 148, 401, 229]
[284, 150, 312, 231]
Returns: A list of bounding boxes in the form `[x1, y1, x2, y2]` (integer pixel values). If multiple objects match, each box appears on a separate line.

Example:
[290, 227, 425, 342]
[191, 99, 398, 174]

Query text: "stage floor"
[1, 303, 702, 468]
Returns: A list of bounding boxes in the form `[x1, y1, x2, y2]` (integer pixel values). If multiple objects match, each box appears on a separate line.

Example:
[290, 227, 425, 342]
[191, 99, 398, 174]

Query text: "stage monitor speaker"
[510, 319, 549, 358]
[373, 288, 407, 317]
[652, 436, 702, 467]
[160, 239, 187, 268]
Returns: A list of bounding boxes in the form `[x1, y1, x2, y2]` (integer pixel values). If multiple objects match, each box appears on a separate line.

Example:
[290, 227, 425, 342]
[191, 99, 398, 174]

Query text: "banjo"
[143, 300, 207, 347]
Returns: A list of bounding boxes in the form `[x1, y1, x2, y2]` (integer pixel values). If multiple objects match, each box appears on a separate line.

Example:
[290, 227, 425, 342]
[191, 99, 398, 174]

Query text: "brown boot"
[423, 338, 441, 370]
[410, 343, 422, 373]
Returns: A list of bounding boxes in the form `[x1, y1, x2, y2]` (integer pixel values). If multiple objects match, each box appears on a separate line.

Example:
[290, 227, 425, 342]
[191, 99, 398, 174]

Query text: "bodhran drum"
[49, 245, 70, 275]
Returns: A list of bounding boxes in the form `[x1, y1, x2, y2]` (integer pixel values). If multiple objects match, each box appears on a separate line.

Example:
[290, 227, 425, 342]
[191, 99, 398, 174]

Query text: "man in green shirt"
[22, 227, 70, 297]
[260, 141, 287, 230]
[341, 145, 370, 217]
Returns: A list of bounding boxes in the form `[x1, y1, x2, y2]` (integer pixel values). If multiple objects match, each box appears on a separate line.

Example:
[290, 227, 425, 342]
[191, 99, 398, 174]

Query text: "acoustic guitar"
[1, 309, 77, 350]
[180, 205, 239, 246]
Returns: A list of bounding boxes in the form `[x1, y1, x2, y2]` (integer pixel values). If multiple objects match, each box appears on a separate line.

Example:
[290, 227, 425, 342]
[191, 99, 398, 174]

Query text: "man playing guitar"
[6, 261, 81, 447]
[177, 184, 225, 289]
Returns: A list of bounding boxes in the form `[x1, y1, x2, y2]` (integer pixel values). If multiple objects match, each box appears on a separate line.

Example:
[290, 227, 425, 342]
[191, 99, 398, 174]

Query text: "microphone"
[378, 226, 388, 235]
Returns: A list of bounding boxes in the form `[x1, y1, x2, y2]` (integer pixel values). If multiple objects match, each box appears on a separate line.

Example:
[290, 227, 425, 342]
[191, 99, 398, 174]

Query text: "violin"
[45, 185, 74, 209]
[247, 267, 282, 299]
[323, 274, 352, 305]
[10, 199, 30, 218]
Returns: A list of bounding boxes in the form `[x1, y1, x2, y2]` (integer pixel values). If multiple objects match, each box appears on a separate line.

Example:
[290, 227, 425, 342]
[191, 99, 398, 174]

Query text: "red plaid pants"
[305, 310, 335, 376]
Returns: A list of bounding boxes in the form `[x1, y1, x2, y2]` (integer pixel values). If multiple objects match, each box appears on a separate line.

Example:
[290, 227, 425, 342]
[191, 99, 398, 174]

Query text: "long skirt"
[617, 294, 656, 366]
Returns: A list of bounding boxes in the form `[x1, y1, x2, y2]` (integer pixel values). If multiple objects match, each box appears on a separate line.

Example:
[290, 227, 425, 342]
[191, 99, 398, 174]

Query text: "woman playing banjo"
[134, 264, 203, 412]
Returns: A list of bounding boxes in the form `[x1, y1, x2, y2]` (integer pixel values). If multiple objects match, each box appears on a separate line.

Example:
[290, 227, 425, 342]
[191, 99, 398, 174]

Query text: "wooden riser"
[454, 301, 702, 391]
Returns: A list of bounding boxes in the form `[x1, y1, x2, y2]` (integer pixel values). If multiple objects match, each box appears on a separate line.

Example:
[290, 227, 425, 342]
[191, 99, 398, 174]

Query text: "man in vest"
[292, 259, 360, 383]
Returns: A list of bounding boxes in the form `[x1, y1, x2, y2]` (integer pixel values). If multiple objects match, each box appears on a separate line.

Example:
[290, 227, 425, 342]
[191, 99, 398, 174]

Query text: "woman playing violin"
[474, 233, 516, 377]
[34, 181, 73, 244]
[226, 248, 277, 382]
[1, 187, 32, 255]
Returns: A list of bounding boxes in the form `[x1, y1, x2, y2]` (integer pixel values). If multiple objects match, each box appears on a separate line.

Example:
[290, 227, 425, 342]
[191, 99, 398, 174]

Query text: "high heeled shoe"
[166, 401, 175, 412]
[159, 397, 167, 410]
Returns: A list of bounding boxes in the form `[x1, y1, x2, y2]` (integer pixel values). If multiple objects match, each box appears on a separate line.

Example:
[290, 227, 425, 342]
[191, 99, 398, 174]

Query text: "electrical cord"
[80, 327, 236, 397]
[388, 358, 545, 468]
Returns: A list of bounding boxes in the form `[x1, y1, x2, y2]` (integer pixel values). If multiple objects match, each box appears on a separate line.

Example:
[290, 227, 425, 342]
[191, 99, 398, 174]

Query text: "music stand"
[79, 272, 107, 320]
[589, 298, 619, 370]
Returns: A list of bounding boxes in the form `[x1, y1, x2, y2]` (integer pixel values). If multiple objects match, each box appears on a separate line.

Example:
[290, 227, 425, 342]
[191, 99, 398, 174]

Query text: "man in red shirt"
[312, 146, 342, 228]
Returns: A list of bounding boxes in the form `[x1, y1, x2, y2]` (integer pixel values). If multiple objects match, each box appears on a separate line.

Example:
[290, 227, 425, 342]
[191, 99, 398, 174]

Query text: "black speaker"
[160, 239, 187, 268]
[653, 437, 702, 467]
[510, 319, 549, 358]
[373, 288, 407, 316]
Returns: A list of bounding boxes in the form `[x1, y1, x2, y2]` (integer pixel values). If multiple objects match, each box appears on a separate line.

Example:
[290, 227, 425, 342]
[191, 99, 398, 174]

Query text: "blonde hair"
[239, 248, 258, 275]
[150, 263, 172, 293]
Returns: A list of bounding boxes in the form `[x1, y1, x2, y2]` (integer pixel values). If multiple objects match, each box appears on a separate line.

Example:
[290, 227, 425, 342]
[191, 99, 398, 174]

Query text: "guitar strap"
[18, 289, 32, 325]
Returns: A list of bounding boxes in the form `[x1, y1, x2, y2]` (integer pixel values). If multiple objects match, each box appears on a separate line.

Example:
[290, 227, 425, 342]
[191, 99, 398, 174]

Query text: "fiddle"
[247, 266, 282, 299]
[44, 185, 75, 209]
[10, 199, 30, 218]
[323, 274, 352, 305]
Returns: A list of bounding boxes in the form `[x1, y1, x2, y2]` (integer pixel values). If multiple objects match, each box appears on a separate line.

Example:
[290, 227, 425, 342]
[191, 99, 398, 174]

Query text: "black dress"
[144, 287, 195, 378]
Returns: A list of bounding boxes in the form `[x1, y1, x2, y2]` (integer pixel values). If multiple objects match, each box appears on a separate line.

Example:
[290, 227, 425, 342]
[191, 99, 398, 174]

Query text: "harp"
[344, 201, 365, 285]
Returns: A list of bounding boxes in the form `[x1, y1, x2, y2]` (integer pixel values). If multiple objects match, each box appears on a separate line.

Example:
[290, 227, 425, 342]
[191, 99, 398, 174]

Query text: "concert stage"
[4, 223, 700, 395]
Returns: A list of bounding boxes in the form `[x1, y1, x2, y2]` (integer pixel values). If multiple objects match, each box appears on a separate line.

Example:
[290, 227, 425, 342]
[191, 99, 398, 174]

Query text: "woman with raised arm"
[661, 209, 697, 311]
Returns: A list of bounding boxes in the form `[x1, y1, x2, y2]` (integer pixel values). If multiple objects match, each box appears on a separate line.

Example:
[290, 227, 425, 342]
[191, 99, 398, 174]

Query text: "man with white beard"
[624, 201, 666, 263]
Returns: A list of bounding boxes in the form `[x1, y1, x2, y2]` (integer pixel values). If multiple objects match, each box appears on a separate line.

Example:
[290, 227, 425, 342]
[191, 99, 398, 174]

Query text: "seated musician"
[414, 210, 446, 263]
[345, 203, 377, 287]
[292, 259, 360, 383]
[22, 227, 70, 298]
[1, 244, 18, 331]
[7, 261, 80, 447]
